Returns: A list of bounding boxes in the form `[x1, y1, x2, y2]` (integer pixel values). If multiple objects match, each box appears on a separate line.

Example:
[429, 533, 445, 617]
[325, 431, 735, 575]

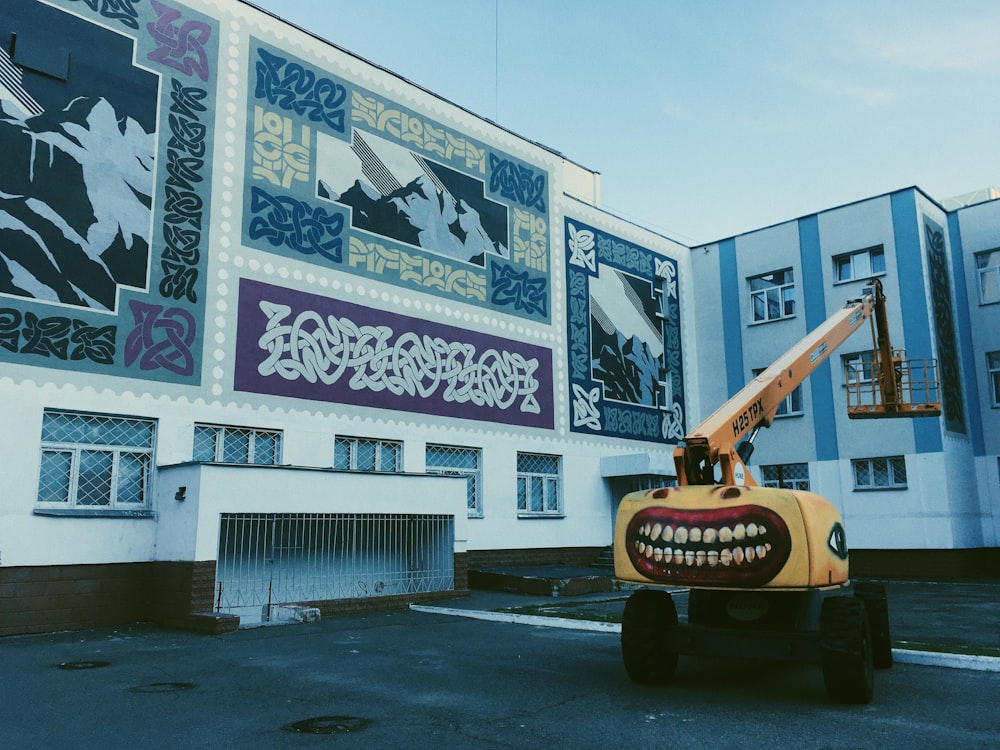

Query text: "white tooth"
[684, 551, 695, 566]
[642, 523, 651, 537]
[746, 523, 759, 538]
[695, 551, 706, 567]
[720, 548, 733, 566]
[719, 526, 733, 543]
[662, 546, 672, 560]
[645, 544, 654, 559]
[733, 546, 745, 564]
[662, 525, 674, 543]
[689, 527, 702, 543]
[651, 523, 663, 542]
[758, 525, 767, 536]
[756, 544, 767, 560]
[707, 550, 719, 567]
[673, 551, 684, 565]
[702, 528, 717, 544]
[638, 542, 646, 555]
[765, 543, 772, 551]
[675, 526, 688, 544]
[745, 546, 755, 563]
[734, 523, 746, 541]
[653, 547, 664, 562]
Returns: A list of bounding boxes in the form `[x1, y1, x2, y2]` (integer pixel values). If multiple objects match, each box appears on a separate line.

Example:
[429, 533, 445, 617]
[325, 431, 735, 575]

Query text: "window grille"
[852, 456, 907, 490]
[334, 436, 402, 472]
[834, 245, 885, 283]
[194, 424, 282, 464]
[761, 463, 810, 490]
[748, 269, 795, 323]
[976, 249, 1000, 305]
[37, 410, 155, 511]
[426, 444, 483, 517]
[517, 452, 561, 515]
[214, 513, 454, 622]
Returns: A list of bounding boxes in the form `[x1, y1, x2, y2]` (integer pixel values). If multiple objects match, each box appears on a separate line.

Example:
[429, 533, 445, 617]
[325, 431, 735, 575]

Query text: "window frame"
[832, 245, 886, 284]
[760, 462, 810, 490]
[851, 455, 907, 491]
[748, 268, 796, 324]
[516, 452, 562, 517]
[752, 367, 803, 417]
[334, 436, 402, 472]
[988, 351, 1000, 408]
[426, 444, 484, 518]
[976, 249, 1000, 305]
[36, 409, 156, 515]
[842, 350, 875, 386]
[193, 423, 283, 465]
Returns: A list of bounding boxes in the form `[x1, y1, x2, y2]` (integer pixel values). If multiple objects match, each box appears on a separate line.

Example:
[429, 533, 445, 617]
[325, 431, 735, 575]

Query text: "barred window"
[37, 410, 155, 512]
[760, 463, 810, 490]
[335, 436, 401, 472]
[834, 245, 885, 283]
[426, 444, 483, 517]
[517, 452, 561, 516]
[194, 424, 282, 465]
[852, 456, 907, 490]
[748, 269, 795, 323]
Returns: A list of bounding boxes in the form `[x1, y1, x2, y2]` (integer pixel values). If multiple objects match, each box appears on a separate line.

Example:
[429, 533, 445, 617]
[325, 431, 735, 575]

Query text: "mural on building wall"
[243, 40, 551, 324]
[923, 216, 966, 434]
[565, 218, 685, 443]
[0, 0, 215, 383]
[234, 278, 553, 428]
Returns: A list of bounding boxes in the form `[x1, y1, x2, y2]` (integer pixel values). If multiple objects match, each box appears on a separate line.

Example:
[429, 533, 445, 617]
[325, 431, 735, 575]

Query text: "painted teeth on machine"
[632, 521, 773, 568]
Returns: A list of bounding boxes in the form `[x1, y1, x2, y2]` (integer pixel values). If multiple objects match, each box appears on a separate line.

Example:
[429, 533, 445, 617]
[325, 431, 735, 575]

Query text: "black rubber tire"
[820, 596, 874, 704]
[620, 589, 678, 684]
[854, 582, 893, 669]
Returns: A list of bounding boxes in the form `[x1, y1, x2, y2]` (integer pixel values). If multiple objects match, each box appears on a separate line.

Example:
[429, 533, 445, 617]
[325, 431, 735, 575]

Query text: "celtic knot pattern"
[146, 0, 212, 82]
[256, 301, 542, 415]
[572, 384, 602, 430]
[662, 403, 685, 441]
[567, 222, 596, 272]
[68, 0, 140, 29]
[255, 48, 347, 132]
[124, 301, 196, 375]
[248, 187, 345, 263]
[488, 154, 546, 213]
[490, 262, 548, 318]
[0, 309, 116, 365]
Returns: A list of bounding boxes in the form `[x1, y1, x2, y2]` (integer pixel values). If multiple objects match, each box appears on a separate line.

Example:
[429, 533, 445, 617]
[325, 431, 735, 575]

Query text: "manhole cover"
[282, 716, 372, 735]
[57, 660, 111, 670]
[129, 682, 197, 693]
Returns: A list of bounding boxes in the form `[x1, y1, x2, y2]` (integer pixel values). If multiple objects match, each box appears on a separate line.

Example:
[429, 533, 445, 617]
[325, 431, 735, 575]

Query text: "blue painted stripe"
[947, 211, 985, 454]
[798, 215, 839, 461]
[719, 238, 745, 397]
[890, 191, 942, 454]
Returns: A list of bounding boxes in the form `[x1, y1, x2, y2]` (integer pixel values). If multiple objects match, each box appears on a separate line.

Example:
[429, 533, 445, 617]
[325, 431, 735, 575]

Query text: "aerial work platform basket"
[845, 348, 941, 419]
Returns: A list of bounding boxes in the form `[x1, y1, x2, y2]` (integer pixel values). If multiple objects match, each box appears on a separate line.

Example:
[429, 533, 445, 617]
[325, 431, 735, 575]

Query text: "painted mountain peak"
[0, 95, 154, 311]
[592, 328, 661, 406]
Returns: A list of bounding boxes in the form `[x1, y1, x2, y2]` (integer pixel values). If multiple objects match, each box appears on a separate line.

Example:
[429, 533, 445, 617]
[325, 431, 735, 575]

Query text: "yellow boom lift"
[614, 279, 940, 703]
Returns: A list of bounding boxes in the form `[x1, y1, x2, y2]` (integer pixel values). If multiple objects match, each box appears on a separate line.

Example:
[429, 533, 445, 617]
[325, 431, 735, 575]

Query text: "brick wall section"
[0, 563, 152, 638]
[465, 546, 605, 569]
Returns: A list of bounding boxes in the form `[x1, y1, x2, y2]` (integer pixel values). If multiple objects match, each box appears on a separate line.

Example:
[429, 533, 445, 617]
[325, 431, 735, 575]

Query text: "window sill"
[832, 271, 887, 287]
[34, 508, 156, 518]
[748, 315, 797, 327]
[851, 486, 908, 492]
[517, 512, 566, 519]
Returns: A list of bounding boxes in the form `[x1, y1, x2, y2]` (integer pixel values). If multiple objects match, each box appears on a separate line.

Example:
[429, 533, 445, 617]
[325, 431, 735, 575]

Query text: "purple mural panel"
[235, 279, 554, 429]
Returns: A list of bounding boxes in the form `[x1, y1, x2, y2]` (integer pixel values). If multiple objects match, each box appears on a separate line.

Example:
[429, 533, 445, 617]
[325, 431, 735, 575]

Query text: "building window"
[843, 351, 875, 385]
[753, 368, 803, 416]
[988, 352, 1000, 408]
[517, 452, 561, 515]
[426, 444, 483, 517]
[852, 456, 907, 490]
[334, 436, 401, 472]
[976, 249, 1000, 304]
[748, 269, 795, 323]
[760, 463, 810, 490]
[194, 424, 282, 464]
[834, 245, 885, 283]
[37, 410, 155, 511]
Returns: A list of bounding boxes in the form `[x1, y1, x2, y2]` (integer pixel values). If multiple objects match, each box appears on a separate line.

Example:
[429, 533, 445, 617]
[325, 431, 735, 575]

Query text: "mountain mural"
[592, 327, 661, 406]
[0, 95, 154, 311]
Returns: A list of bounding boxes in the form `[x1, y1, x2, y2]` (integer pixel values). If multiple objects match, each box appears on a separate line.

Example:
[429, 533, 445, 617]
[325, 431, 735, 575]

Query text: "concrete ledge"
[185, 611, 240, 635]
[469, 567, 616, 597]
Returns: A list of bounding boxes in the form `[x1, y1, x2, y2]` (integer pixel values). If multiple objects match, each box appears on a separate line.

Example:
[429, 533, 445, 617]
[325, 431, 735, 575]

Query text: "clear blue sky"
[248, 0, 1000, 245]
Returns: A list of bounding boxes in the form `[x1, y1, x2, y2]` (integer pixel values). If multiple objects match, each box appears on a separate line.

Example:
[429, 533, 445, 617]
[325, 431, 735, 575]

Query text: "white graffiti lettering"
[256, 301, 542, 413]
